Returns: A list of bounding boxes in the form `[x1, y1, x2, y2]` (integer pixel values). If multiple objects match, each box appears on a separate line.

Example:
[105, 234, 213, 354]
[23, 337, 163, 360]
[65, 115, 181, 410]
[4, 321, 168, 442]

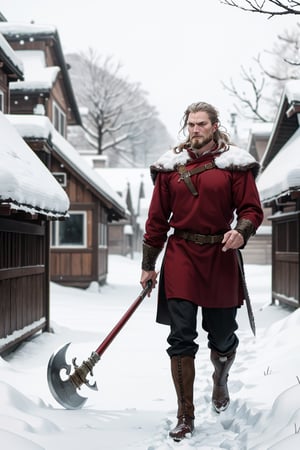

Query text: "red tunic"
[144, 150, 263, 319]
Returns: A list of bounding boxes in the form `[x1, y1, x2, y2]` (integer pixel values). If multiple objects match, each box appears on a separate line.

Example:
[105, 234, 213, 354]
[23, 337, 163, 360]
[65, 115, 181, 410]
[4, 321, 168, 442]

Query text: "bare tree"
[258, 26, 300, 77]
[220, 1, 300, 17]
[222, 24, 300, 122]
[255, 27, 300, 109]
[222, 64, 271, 122]
[67, 50, 172, 167]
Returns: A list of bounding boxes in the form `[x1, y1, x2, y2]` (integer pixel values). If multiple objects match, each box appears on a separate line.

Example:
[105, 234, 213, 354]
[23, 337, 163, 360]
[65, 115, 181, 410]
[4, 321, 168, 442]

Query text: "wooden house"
[0, 31, 23, 112]
[243, 122, 273, 264]
[0, 28, 71, 355]
[257, 80, 300, 308]
[9, 115, 127, 288]
[95, 167, 153, 256]
[0, 22, 81, 135]
[0, 21, 127, 288]
[0, 111, 69, 355]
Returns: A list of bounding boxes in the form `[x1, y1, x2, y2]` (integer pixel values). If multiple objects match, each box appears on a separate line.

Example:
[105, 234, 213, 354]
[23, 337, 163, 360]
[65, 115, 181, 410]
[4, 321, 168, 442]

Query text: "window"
[53, 101, 66, 136]
[99, 222, 107, 248]
[0, 90, 4, 112]
[51, 211, 87, 248]
[53, 172, 67, 187]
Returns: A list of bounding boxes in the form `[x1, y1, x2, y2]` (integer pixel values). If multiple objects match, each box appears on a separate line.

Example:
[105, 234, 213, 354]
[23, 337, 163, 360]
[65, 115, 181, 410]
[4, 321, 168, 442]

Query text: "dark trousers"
[166, 298, 239, 358]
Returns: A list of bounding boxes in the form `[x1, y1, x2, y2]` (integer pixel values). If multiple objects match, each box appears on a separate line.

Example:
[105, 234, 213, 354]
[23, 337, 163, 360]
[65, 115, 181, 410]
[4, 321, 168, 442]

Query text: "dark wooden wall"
[0, 218, 49, 355]
[50, 158, 109, 287]
[271, 211, 300, 308]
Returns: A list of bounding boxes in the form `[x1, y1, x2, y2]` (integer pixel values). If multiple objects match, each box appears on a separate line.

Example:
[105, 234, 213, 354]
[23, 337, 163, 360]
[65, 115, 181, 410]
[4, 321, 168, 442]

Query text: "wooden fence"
[0, 218, 49, 355]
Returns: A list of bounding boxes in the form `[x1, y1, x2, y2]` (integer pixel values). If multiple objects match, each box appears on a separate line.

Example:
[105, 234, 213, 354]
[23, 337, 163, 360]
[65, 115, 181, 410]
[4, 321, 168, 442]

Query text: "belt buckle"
[194, 234, 204, 245]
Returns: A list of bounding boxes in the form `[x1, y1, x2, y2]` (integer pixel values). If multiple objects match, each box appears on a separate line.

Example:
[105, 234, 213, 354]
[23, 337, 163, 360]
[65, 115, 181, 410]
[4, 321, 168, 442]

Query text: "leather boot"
[210, 349, 236, 413]
[169, 355, 195, 441]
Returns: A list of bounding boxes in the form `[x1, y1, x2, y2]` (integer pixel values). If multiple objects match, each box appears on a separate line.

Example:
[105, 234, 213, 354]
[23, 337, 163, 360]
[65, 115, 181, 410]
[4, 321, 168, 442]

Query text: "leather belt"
[174, 229, 224, 245]
[177, 161, 216, 197]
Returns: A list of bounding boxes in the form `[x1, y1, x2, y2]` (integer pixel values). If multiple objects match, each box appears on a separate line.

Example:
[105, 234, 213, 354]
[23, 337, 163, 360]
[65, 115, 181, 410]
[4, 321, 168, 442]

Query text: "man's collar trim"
[150, 145, 260, 180]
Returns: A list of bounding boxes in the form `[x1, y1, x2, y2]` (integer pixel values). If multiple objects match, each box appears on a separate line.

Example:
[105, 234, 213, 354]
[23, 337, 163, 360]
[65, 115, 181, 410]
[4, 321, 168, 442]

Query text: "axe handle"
[95, 281, 152, 357]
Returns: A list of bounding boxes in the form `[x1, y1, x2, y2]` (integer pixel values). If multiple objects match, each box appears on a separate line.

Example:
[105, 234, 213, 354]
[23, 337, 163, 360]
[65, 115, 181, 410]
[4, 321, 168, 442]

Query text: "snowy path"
[1, 255, 299, 449]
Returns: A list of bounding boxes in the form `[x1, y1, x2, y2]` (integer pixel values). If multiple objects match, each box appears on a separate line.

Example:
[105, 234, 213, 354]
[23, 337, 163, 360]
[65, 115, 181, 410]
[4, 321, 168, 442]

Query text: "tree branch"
[220, 0, 300, 17]
[222, 64, 269, 122]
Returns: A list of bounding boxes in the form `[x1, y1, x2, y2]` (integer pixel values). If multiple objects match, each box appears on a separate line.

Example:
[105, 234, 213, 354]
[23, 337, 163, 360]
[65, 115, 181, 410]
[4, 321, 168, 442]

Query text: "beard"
[190, 133, 214, 150]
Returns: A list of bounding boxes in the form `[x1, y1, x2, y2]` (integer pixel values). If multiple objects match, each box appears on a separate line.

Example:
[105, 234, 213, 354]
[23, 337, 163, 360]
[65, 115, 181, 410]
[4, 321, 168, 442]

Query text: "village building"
[93, 167, 154, 256]
[243, 122, 273, 264]
[0, 18, 128, 354]
[0, 21, 127, 288]
[9, 114, 128, 287]
[257, 80, 300, 308]
[0, 28, 70, 355]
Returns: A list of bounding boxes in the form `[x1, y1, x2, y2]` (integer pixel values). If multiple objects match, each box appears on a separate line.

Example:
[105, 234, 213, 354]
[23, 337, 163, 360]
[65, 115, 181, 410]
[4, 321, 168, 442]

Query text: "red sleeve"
[232, 170, 264, 229]
[143, 173, 172, 248]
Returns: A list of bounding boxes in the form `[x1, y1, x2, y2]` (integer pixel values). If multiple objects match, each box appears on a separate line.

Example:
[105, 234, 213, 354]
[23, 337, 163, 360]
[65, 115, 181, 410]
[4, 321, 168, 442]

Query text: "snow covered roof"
[260, 80, 300, 170]
[10, 50, 60, 92]
[285, 79, 300, 104]
[257, 79, 300, 204]
[248, 122, 274, 137]
[0, 111, 69, 217]
[0, 31, 23, 77]
[0, 22, 57, 39]
[0, 21, 82, 126]
[10, 68, 60, 92]
[246, 122, 273, 159]
[257, 127, 300, 203]
[94, 167, 154, 232]
[8, 115, 127, 218]
[94, 167, 154, 214]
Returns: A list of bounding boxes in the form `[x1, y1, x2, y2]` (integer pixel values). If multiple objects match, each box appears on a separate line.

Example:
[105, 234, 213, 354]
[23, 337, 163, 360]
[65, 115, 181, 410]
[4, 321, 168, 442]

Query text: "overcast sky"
[0, 0, 297, 140]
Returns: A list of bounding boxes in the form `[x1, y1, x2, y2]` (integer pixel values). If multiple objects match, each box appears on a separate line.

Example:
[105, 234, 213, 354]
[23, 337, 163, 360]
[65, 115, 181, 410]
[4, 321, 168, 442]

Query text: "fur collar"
[150, 145, 260, 181]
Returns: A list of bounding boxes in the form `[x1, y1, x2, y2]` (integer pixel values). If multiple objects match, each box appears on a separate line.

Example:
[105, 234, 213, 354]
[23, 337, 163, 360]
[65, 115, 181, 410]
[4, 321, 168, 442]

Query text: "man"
[140, 102, 263, 441]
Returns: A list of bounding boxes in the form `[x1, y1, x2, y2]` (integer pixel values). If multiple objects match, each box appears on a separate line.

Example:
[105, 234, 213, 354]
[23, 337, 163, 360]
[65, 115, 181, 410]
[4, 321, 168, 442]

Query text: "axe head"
[47, 342, 88, 410]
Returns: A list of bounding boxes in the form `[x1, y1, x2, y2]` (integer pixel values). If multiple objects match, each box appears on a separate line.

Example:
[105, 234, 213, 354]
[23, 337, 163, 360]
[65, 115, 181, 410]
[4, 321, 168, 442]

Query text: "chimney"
[92, 155, 108, 168]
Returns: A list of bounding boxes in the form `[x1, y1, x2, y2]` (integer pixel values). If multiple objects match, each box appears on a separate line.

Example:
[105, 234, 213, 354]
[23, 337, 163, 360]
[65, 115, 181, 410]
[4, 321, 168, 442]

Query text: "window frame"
[98, 222, 108, 248]
[52, 100, 66, 137]
[0, 90, 4, 112]
[51, 210, 87, 249]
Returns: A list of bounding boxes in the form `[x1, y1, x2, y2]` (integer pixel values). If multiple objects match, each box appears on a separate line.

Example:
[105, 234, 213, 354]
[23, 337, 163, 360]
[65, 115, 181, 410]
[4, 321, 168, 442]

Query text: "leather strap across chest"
[177, 160, 216, 196]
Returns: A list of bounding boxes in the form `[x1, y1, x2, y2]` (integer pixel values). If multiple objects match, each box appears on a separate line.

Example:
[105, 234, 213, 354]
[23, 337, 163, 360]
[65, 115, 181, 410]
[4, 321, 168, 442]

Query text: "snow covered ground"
[0, 254, 299, 449]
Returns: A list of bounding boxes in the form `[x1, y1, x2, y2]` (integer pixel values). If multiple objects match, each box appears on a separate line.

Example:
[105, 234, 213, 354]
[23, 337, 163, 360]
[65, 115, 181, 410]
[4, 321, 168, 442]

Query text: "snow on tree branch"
[66, 49, 172, 166]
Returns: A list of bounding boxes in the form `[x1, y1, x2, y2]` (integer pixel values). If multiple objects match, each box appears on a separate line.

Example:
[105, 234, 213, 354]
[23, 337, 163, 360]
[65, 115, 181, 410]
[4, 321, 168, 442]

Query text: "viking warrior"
[140, 101, 263, 441]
